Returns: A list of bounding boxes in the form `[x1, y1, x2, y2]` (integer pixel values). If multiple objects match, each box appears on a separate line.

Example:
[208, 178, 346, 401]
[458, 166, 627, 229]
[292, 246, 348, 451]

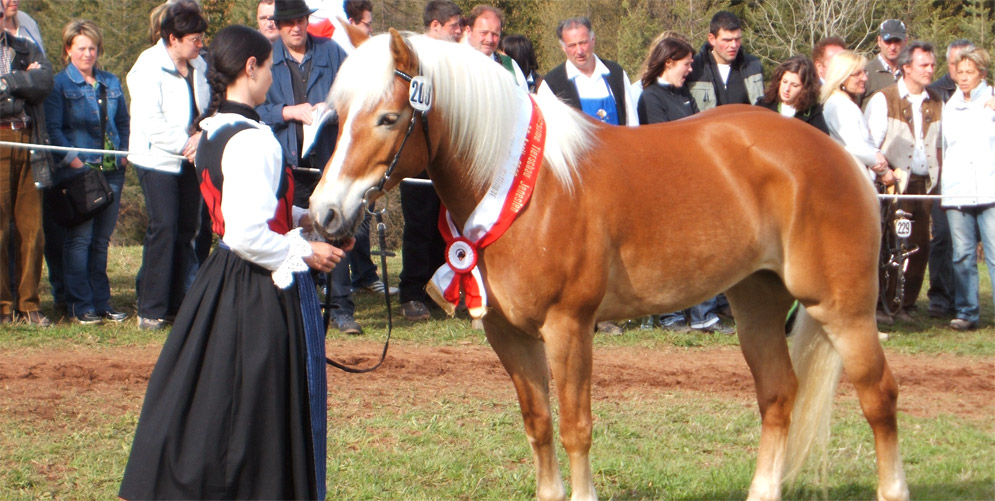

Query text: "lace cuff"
[272, 228, 313, 289]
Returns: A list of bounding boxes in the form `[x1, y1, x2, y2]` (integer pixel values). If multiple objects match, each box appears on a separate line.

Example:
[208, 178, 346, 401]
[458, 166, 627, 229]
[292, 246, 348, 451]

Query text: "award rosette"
[427, 94, 546, 319]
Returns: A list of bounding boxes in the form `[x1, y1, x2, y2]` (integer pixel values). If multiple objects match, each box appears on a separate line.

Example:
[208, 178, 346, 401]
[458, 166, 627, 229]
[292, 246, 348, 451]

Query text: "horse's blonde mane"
[329, 33, 594, 191]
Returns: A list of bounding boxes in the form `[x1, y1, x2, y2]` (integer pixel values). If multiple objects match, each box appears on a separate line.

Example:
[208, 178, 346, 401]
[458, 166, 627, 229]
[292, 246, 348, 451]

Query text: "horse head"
[309, 28, 433, 242]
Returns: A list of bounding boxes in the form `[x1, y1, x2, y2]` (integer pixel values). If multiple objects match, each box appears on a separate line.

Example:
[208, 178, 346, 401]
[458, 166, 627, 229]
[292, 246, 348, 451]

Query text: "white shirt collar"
[565, 55, 609, 81]
[897, 78, 929, 101]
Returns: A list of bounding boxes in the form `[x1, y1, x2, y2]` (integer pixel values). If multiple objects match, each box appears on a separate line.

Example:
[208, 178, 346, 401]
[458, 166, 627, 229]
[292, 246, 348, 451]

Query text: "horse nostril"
[322, 209, 336, 228]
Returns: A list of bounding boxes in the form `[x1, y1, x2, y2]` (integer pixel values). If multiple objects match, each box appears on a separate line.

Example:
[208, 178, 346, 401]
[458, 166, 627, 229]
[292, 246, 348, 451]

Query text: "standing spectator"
[686, 10, 764, 111]
[863, 19, 907, 104]
[2, 0, 43, 54]
[538, 16, 638, 126]
[812, 36, 846, 83]
[635, 35, 732, 334]
[120, 25, 349, 499]
[756, 56, 829, 134]
[44, 20, 130, 324]
[538, 16, 636, 334]
[821, 51, 892, 186]
[259, 0, 375, 334]
[465, 5, 527, 90]
[343, 0, 372, 36]
[127, 2, 209, 330]
[423, 0, 461, 42]
[637, 36, 697, 124]
[0, 0, 53, 327]
[925, 38, 974, 319]
[395, 0, 462, 323]
[940, 47, 995, 331]
[865, 41, 941, 323]
[256, 0, 280, 43]
[500, 34, 542, 93]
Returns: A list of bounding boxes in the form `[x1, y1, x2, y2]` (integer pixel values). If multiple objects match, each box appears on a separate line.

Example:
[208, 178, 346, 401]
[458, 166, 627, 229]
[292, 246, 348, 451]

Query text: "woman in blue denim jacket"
[43, 19, 130, 324]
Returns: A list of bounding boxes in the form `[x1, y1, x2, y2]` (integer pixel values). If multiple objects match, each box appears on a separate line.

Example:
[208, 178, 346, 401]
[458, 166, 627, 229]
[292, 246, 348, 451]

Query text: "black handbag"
[45, 84, 114, 226]
[46, 167, 114, 226]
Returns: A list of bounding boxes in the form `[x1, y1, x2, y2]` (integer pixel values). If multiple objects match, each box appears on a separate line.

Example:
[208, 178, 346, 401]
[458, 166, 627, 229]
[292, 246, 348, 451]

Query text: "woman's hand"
[182, 131, 202, 163]
[303, 241, 344, 273]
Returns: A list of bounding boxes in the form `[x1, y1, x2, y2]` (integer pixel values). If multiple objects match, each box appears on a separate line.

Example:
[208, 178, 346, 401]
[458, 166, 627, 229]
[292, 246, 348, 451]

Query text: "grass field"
[1, 246, 993, 500]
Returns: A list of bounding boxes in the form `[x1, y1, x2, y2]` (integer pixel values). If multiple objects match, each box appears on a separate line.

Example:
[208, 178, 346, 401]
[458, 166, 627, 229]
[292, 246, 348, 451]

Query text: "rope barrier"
[4, 140, 992, 200]
[0, 140, 186, 160]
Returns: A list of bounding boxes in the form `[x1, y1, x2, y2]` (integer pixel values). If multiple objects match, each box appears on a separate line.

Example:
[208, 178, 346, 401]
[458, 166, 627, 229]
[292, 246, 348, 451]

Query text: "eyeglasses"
[183, 35, 204, 46]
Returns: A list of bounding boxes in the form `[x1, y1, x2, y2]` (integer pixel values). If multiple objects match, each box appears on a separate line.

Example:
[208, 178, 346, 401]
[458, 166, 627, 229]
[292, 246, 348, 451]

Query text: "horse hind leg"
[723, 272, 798, 501]
[482, 313, 566, 501]
[802, 304, 909, 501]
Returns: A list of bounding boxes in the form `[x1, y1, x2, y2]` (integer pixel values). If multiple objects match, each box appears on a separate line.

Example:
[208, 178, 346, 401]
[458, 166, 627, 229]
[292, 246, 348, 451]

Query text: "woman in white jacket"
[126, 2, 208, 330]
[820, 50, 895, 187]
[941, 47, 995, 331]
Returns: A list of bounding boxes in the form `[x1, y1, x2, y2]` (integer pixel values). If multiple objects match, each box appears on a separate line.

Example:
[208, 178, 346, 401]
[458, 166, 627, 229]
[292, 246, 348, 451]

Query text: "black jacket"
[686, 42, 764, 111]
[927, 73, 957, 104]
[756, 99, 830, 135]
[1, 32, 55, 187]
[637, 82, 698, 124]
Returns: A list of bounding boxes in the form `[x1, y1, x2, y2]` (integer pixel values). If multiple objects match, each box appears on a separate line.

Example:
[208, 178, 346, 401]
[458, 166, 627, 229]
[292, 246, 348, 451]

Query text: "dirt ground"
[2, 341, 993, 423]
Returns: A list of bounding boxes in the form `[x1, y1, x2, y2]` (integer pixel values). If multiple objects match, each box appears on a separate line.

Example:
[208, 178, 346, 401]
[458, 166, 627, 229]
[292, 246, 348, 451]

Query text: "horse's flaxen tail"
[782, 306, 843, 485]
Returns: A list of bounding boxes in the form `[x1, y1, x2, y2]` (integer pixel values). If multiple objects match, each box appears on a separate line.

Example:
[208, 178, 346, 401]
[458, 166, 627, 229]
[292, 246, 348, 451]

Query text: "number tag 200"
[408, 76, 433, 112]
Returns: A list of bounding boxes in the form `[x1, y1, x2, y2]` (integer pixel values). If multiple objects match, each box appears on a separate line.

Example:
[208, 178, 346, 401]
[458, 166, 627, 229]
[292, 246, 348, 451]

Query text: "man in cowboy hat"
[258, 0, 374, 334]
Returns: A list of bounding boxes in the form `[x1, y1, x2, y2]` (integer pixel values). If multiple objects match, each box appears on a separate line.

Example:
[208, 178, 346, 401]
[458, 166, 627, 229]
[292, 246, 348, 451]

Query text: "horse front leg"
[482, 313, 566, 501]
[725, 275, 797, 501]
[542, 311, 597, 501]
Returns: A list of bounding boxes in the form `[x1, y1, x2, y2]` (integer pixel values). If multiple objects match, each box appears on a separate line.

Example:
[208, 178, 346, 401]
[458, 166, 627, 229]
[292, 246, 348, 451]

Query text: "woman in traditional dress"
[119, 24, 349, 499]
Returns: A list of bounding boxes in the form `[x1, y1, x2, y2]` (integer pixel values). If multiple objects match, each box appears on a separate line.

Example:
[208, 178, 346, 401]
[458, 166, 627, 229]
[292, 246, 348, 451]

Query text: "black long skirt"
[120, 247, 317, 499]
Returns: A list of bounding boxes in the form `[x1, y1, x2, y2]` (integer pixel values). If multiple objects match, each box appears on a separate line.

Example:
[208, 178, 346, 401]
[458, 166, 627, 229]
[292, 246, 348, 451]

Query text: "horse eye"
[377, 113, 400, 126]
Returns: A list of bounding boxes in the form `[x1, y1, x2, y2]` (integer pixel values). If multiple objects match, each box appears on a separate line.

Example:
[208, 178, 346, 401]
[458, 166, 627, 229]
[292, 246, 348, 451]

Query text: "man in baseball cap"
[863, 18, 908, 104]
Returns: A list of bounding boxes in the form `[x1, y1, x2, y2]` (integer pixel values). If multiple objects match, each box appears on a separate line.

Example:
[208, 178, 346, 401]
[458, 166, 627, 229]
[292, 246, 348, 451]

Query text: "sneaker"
[659, 314, 687, 330]
[595, 321, 623, 335]
[75, 310, 103, 325]
[138, 316, 167, 331]
[878, 331, 890, 342]
[949, 318, 977, 331]
[357, 280, 399, 295]
[401, 301, 431, 321]
[696, 320, 736, 335]
[19, 310, 52, 327]
[334, 315, 364, 335]
[101, 307, 129, 322]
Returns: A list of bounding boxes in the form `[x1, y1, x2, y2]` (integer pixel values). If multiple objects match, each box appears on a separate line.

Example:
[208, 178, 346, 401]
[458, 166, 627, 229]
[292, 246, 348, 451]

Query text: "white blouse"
[822, 92, 880, 181]
[199, 113, 311, 287]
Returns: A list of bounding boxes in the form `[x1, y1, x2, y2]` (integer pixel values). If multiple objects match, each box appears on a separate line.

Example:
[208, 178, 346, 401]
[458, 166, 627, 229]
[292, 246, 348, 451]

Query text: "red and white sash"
[426, 94, 546, 319]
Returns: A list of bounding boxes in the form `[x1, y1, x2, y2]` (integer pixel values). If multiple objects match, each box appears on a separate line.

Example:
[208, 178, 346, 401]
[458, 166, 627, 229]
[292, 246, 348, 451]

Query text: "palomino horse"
[310, 30, 908, 501]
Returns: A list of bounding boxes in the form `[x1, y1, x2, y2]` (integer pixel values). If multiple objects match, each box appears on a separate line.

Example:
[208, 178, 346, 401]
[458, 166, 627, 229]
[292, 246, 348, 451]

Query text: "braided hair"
[192, 25, 272, 131]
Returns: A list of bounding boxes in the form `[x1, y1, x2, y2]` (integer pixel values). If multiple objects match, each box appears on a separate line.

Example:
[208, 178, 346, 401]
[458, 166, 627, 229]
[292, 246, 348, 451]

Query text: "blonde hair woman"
[820, 50, 893, 186]
[940, 47, 995, 331]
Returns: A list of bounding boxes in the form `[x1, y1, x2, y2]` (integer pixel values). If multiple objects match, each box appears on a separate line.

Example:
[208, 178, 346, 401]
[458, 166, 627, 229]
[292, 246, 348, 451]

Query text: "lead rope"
[325, 208, 393, 373]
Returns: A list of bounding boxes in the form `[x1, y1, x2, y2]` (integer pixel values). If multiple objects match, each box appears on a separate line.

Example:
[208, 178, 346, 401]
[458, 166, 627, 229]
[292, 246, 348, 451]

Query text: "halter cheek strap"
[363, 69, 432, 215]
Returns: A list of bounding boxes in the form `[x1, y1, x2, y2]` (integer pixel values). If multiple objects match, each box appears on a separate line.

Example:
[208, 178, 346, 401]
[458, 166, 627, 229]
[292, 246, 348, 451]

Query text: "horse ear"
[388, 28, 418, 75]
